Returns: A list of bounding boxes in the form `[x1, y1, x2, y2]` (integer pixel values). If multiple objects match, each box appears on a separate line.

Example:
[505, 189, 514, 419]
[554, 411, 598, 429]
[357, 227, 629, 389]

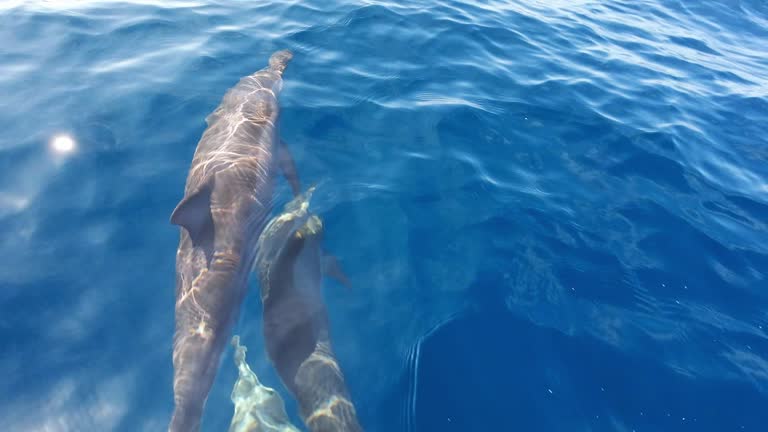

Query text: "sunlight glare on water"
[50, 134, 76, 155]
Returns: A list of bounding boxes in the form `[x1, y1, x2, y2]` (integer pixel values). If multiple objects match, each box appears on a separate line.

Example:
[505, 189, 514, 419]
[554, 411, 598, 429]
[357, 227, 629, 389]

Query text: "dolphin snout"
[269, 49, 293, 74]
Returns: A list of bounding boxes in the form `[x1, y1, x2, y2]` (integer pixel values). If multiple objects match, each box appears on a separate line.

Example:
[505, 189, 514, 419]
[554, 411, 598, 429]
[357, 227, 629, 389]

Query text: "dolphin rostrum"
[255, 188, 364, 432]
[169, 49, 298, 432]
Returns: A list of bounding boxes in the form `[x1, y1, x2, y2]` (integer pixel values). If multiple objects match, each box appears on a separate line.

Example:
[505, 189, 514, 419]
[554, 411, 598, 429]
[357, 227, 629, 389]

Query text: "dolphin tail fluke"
[268, 49, 293, 75]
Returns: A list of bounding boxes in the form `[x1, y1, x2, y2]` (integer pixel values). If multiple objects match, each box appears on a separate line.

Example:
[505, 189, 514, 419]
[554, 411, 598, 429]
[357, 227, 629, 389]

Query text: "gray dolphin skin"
[255, 188, 364, 432]
[169, 49, 295, 432]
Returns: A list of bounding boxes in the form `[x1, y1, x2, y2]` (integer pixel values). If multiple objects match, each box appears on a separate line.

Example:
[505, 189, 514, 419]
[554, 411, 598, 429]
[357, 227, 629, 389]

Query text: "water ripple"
[1, 0, 767, 430]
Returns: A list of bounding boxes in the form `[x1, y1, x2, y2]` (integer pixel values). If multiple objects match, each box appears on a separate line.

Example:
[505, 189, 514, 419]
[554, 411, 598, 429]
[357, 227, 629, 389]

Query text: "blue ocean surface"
[1, 0, 767, 430]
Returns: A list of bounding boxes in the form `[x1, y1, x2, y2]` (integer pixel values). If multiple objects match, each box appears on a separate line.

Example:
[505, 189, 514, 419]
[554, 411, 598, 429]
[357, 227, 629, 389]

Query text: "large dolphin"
[169, 49, 298, 432]
[255, 188, 363, 432]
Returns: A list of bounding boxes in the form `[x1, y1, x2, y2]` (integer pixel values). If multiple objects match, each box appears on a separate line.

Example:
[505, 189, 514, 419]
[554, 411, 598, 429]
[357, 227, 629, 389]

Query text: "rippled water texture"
[1, 0, 767, 431]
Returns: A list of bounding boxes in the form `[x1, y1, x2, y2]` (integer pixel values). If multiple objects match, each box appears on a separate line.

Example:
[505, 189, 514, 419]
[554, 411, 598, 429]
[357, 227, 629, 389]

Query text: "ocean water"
[1, 0, 767, 431]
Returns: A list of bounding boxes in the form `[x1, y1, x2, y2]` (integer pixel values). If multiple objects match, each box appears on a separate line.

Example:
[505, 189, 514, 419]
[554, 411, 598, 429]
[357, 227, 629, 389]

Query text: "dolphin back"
[255, 186, 316, 299]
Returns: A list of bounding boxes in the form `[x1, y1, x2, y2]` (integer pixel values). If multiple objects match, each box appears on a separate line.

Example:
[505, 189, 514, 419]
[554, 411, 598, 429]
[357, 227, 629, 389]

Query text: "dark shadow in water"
[379, 272, 767, 432]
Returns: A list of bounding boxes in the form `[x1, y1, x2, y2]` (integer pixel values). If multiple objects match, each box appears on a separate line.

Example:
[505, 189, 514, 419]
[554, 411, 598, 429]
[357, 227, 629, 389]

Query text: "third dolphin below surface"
[229, 335, 300, 432]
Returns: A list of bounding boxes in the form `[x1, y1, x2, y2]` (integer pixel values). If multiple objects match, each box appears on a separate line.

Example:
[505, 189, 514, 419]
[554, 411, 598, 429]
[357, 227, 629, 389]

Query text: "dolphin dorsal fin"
[170, 178, 215, 247]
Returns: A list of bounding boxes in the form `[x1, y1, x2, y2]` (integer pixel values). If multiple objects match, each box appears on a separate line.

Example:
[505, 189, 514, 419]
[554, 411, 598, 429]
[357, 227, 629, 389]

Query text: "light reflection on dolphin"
[169, 50, 298, 432]
[255, 188, 364, 432]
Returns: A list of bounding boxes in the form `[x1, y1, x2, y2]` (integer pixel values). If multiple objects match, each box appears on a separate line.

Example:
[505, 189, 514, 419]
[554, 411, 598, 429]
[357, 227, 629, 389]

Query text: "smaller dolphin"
[229, 335, 301, 432]
[255, 188, 364, 432]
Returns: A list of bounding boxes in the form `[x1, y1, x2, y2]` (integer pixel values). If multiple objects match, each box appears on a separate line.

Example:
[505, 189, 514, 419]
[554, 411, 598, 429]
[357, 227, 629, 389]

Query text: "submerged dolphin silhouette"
[255, 188, 363, 432]
[169, 49, 298, 432]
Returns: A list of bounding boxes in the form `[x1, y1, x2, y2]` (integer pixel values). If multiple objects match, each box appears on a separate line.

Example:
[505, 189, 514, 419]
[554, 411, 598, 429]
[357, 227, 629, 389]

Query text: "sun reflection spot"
[51, 135, 76, 154]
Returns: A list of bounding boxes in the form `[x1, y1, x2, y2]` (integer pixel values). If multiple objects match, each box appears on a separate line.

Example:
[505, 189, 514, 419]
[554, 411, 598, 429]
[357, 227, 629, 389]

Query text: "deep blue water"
[1, 0, 767, 430]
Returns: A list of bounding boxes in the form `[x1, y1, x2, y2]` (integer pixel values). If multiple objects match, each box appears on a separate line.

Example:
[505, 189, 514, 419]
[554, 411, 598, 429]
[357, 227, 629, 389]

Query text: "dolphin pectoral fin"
[279, 139, 301, 196]
[323, 254, 351, 288]
[170, 178, 215, 248]
[205, 106, 224, 126]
